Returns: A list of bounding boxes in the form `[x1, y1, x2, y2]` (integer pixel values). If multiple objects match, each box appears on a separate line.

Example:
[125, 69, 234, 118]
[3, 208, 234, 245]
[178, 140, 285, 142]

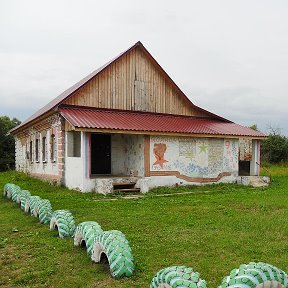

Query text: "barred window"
[50, 134, 57, 162]
[29, 141, 33, 162]
[35, 138, 39, 162]
[42, 136, 47, 162]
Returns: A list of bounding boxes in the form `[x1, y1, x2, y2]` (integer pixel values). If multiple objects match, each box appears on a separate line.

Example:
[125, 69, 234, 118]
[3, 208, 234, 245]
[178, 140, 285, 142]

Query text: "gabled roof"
[59, 105, 266, 138]
[10, 41, 229, 134]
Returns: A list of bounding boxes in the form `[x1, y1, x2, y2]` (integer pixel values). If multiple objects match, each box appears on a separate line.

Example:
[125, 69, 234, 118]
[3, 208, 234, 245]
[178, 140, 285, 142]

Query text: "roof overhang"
[59, 105, 267, 139]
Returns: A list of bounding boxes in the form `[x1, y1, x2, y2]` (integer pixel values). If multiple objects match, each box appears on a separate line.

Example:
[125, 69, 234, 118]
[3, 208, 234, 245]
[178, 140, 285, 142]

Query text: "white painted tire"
[24, 196, 41, 215]
[19, 190, 31, 209]
[50, 210, 76, 238]
[11, 186, 22, 202]
[150, 266, 207, 288]
[3, 183, 20, 200]
[74, 221, 103, 256]
[91, 230, 135, 278]
[218, 262, 288, 288]
[33, 199, 52, 217]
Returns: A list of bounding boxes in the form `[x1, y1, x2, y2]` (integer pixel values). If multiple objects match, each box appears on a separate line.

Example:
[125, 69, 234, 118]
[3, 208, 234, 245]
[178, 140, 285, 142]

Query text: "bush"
[261, 129, 288, 164]
[0, 116, 21, 171]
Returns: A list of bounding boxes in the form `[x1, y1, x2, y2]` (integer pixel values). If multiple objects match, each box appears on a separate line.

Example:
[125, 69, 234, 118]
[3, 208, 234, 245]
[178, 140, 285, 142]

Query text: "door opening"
[90, 134, 111, 175]
[239, 160, 250, 176]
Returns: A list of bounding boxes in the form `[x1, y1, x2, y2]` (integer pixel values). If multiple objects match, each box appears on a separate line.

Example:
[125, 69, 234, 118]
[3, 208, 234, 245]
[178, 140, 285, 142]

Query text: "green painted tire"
[3, 183, 13, 198]
[3, 183, 11, 197]
[38, 205, 53, 225]
[24, 196, 41, 215]
[19, 190, 31, 209]
[74, 221, 103, 257]
[150, 266, 207, 288]
[34, 199, 52, 217]
[11, 186, 22, 202]
[218, 262, 288, 288]
[3, 183, 20, 199]
[91, 230, 135, 278]
[50, 210, 76, 238]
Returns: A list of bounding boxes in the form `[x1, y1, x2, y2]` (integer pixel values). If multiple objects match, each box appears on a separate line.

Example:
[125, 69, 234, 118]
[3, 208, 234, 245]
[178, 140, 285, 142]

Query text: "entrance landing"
[94, 176, 149, 195]
[236, 176, 270, 187]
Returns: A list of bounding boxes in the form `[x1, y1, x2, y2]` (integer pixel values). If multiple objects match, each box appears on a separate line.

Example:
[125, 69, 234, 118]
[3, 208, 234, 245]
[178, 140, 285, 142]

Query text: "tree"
[261, 127, 288, 164]
[0, 116, 21, 171]
[249, 124, 258, 131]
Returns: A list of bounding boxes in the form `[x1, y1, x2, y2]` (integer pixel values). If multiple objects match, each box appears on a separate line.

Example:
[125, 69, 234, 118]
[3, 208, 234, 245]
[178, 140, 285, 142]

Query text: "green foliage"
[261, 129, 288, 164]
[1, 170, 288, 287]
[0, 116, 21, 171]
[249, 124, 258, 131]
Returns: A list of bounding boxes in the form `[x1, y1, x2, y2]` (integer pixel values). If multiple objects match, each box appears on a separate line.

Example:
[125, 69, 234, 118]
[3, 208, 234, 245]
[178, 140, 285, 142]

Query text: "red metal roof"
[59, 105, 266, 138]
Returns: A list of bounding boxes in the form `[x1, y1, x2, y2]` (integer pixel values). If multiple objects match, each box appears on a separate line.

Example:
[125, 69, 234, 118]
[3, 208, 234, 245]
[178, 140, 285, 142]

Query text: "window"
[25, 143, 29, 160]
[50, 134, 57, 162]
[67, 131, 81, 157]
[35, 138, 39, 162]
[29, 141, 33, 162]
[42, 136, 47, 162]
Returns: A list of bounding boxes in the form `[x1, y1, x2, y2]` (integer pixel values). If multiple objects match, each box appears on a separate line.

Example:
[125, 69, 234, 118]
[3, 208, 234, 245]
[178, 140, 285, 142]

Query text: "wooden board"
[64, 46, 208, 117]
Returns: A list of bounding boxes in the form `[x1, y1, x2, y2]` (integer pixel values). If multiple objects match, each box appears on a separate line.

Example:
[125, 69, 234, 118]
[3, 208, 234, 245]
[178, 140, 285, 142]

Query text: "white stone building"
[10, 42, 266, 193]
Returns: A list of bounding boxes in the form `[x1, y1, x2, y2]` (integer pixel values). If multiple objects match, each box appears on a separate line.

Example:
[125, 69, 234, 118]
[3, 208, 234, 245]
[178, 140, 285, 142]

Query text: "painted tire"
[218, 262, 288, 288]
[150, 266, 207, 288]
[11, 186, 22, 202]
[19, 190, 31, 209]
[24, 196, 41, 215]
[50, 210, 76, 238]
[3, 183, 20, 199]
[91, 230, 135, 278]
[33, 198, 52, 221]
[3, 183, 11, 197]
[3, 183, 13, 198]
[74, 221, 103, 257]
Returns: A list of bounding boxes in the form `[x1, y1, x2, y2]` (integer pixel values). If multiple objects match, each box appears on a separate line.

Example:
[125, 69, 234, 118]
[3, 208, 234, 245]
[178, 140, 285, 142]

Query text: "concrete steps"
[113, 182, 140, 193]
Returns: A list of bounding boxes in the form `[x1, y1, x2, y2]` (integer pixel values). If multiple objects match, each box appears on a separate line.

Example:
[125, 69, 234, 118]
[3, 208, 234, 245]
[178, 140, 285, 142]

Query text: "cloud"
[0, 0, 287, 135]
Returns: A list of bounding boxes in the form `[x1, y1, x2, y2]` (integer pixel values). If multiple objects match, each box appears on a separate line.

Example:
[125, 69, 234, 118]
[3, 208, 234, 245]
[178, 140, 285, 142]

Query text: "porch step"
[113, 182, 140, 193]
[113, 182, 136, 189]
[113, 188, 141, 193]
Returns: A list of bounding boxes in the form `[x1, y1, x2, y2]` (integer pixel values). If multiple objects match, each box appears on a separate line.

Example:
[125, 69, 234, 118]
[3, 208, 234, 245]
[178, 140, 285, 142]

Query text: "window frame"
[29, 140, 33, 163]
[42, 136, 47, 163]
[50, 134, 57, 162]
[35, 138, 39, 162]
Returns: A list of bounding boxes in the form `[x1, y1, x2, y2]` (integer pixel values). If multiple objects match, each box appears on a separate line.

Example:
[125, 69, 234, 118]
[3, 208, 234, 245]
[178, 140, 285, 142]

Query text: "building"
[10, 42, 266, 193]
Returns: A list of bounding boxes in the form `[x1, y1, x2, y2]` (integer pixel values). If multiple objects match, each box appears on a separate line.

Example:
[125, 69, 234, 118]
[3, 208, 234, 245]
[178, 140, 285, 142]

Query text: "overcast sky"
[1, 0, 287, 135]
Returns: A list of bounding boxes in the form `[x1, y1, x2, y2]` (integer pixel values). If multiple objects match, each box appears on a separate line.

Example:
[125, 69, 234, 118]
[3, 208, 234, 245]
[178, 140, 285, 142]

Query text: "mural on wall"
[223, 139, 238, 171]
[150, 136, 238, 178]
[153, 143, 168, 168]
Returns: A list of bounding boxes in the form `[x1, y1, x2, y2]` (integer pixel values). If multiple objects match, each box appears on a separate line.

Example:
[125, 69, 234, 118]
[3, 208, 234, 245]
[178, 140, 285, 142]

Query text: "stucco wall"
[111, 134, 126, 176]
[123, 134, 145, 177]
[108, 134, 145, 177]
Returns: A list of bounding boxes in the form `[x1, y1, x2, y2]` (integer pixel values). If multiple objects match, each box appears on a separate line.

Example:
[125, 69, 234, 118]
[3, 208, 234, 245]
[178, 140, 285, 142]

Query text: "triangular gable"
[11, 41, 230, 134]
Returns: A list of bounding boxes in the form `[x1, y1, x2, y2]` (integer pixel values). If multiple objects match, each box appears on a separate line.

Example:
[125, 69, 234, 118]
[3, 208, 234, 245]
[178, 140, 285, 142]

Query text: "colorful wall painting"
[150, 136, 238, 178]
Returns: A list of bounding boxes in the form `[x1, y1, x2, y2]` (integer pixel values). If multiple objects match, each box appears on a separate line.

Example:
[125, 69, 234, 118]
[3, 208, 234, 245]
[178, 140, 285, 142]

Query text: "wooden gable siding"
[64, 47, 207, 117]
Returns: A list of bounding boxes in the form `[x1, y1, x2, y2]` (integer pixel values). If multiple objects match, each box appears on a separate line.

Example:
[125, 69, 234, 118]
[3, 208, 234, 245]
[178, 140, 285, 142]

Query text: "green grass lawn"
[0, 169, 288, 287]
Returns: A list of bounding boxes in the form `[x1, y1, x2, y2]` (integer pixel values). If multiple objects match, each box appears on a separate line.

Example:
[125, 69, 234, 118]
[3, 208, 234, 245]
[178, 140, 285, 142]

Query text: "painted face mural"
[153, 143, 168, 168]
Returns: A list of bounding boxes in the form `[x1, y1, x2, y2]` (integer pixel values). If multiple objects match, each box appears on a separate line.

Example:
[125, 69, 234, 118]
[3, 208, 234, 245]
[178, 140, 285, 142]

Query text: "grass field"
[1, 168, 288, 287]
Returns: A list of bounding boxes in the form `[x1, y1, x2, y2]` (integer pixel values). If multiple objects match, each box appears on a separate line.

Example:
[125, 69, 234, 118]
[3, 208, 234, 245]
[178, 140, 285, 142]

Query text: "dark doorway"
[91, 134, 111, 175]
[239, 160, 250, 176]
